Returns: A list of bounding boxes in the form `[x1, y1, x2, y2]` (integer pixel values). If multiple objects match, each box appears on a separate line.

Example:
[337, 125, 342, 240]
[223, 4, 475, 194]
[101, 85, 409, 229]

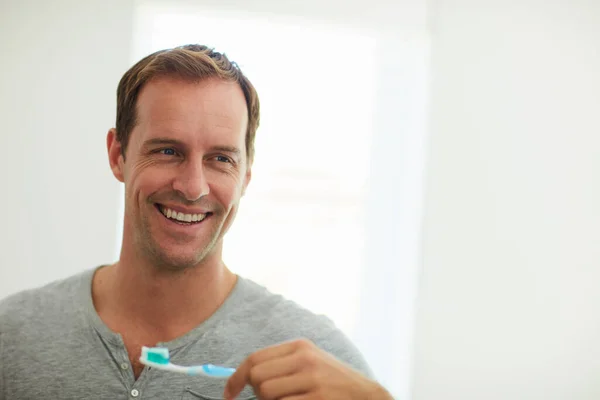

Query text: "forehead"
[134, 76, 248, 143]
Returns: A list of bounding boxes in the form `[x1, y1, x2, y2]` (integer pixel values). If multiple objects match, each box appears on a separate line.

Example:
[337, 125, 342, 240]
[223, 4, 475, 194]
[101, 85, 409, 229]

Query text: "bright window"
[124, 4, 429, 398]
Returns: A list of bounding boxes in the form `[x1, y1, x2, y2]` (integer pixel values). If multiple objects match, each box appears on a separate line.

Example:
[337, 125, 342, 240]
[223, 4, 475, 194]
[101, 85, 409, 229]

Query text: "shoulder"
[232, 277, 333, 333]
[0, 269, 92, 336]
[230, 276, 373, 376]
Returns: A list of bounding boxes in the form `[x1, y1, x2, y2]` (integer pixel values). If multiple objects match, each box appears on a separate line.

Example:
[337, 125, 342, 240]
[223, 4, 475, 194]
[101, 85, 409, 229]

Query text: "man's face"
[108, 76, 251, 270]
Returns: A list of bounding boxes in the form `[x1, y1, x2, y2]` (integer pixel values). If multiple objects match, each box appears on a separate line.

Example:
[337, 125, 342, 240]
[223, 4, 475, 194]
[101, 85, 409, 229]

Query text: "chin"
[155, 257, 200, 272]
[139, 225, 219, 271]
[147, 247, 207, 272]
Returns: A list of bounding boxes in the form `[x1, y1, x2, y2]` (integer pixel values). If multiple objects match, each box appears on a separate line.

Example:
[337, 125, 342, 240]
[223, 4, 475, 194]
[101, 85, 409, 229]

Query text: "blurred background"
[1, 0, 599, 399]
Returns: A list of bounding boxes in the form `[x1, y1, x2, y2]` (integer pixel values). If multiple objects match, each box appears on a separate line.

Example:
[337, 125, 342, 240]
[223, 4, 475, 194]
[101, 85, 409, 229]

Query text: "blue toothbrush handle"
[187, 364, 236, 378]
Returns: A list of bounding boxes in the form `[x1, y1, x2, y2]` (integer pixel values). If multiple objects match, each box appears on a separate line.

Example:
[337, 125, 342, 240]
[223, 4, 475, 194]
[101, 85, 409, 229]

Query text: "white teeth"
[160, 206, 206, 224]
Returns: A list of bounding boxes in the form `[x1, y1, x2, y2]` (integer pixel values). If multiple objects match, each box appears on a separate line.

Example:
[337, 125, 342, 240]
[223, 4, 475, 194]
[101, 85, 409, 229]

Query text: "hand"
[223, 339, 393, 400]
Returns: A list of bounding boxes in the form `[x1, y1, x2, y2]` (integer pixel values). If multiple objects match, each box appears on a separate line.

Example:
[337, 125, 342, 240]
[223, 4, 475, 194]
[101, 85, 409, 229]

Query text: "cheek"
[127, 163, 173, 200]
[209, 177, 243, 207]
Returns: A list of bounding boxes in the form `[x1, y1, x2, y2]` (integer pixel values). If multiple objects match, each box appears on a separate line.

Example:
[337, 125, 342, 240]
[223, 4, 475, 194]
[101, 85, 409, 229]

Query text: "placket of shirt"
[112, 338, 152, 399]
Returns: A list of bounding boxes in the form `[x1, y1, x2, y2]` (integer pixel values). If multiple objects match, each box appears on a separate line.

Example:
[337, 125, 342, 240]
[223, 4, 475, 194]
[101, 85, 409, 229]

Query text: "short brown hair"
[115, 44, 260, 163]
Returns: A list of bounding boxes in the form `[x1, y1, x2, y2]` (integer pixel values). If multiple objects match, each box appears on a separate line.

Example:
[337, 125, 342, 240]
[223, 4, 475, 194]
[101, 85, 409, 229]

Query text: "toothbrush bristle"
[143, 346, 170, 365]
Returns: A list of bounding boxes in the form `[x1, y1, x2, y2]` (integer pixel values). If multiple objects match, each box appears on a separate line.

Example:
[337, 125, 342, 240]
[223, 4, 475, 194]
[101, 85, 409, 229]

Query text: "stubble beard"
[135, 208, 224, 273]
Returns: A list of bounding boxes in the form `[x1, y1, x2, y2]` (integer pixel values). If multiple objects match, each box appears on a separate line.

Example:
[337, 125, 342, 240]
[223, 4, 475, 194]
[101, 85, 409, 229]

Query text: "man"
[0, 45, 393, 399]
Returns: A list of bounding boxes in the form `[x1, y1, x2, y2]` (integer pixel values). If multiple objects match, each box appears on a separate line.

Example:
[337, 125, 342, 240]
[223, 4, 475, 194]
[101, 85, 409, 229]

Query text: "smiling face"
[107, 76, 251, 271]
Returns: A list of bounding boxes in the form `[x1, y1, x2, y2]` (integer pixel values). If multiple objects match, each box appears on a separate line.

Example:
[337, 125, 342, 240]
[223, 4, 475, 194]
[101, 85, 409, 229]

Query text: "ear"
[107, 128, 125, 182]
[241, 166, 252, 196]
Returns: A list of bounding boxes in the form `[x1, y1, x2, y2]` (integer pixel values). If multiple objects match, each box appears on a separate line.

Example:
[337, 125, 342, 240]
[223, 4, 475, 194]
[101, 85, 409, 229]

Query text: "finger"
[254, 372, 316, 400]
[224, 341, 299, 399]
[248, 340, 300, 365]
[248, 353, 301, 384]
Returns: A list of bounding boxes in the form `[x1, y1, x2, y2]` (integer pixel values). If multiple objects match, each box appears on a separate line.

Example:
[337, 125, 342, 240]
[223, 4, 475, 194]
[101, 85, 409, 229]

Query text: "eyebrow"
[143, 138, 183, 147]
[211, 145, 241, 156]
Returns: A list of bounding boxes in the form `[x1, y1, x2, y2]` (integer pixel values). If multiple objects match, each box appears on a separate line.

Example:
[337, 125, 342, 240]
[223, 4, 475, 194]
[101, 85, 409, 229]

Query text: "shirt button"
[121, 363, 128, 370]
[131, 389, 140, 397]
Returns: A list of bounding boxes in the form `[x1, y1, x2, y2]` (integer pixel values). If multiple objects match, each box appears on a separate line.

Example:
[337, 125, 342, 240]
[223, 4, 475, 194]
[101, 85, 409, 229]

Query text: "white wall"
[138, 0, 424, 33]
[413, 1, 600, 399]
[0, 0, 134, 298]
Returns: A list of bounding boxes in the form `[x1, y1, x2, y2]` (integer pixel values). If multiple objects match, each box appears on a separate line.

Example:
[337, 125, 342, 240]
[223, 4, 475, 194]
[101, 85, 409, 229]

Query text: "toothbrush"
[139, 346, 236, 379]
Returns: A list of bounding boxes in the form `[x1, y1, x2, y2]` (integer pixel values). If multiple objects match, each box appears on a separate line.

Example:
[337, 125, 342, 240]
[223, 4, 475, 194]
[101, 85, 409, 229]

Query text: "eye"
[215, 155, 232, 163]
[159, 148, 177, 156]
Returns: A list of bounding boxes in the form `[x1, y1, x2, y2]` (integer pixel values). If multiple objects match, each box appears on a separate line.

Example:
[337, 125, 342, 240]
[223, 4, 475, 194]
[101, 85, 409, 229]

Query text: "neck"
[93, 243, 237, 342]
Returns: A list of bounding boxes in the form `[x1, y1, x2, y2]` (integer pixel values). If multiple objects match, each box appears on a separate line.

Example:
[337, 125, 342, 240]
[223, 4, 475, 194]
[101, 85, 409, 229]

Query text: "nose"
[172, 158, 210, 201]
